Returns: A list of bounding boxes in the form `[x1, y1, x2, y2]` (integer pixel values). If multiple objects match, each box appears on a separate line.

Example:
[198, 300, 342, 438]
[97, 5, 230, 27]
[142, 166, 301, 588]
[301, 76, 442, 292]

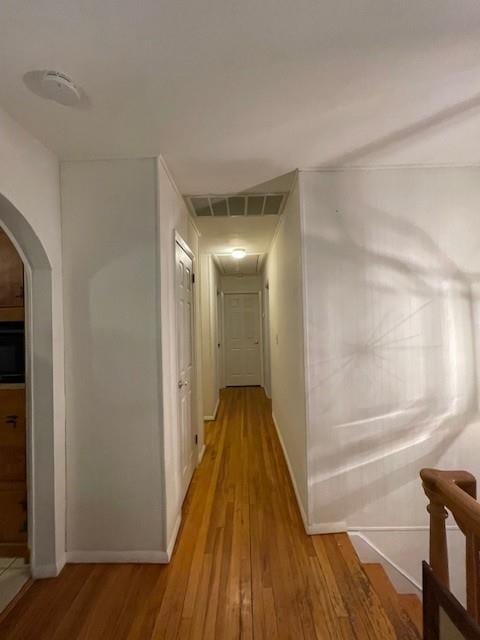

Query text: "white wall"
[61, 158, 167, 558]
[301, 167, 480, 600]
[0, 107, 65, 576]
[156, 158, 202, 551]
[61, 156, 201, 561]
[200, 252, 221, 419]
[220, 275, 261, 293]
[264, 178, 309, 522]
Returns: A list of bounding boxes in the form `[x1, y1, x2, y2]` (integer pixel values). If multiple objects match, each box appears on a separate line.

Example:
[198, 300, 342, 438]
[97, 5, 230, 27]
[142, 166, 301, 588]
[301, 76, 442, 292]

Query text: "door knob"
[178, 380, 184, 389]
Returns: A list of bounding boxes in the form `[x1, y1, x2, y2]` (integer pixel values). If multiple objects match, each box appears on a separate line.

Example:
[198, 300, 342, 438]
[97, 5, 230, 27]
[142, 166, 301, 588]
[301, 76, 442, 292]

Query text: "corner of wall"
[271, 411, 309, 534]
[296, 170, 314, 530]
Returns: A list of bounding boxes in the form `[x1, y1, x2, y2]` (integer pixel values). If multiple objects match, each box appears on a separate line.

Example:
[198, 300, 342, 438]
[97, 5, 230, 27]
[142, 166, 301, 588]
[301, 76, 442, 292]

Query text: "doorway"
[224, 292, 262, 386]
[0, 227, 30, 610]
[175, 238, 196, 498]
[0, 192, 59, 582]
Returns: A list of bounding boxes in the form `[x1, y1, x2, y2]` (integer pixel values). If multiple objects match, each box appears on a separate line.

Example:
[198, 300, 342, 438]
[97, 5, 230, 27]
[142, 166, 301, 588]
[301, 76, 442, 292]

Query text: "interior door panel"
[224, 293, 261, 386]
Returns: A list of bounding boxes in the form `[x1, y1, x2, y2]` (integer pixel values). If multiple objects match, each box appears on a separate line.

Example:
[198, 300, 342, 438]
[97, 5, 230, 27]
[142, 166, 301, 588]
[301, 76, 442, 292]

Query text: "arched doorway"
[0, 193, 58, 580]
[0, 226, 30, 607]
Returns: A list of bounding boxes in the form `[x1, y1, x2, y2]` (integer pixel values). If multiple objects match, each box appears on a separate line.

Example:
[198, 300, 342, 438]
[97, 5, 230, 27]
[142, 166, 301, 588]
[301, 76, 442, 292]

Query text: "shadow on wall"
[307, 205, 480, 524]
[65, 232, 166, 550]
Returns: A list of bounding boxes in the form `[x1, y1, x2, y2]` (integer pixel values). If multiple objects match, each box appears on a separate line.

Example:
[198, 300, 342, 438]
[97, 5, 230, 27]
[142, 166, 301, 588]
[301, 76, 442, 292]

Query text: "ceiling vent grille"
[186, 193, 287, 218]
[210, 198, 228, 216]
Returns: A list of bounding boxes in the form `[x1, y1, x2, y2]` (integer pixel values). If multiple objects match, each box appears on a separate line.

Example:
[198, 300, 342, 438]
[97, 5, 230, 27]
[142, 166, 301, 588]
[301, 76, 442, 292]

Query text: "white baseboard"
[271, 412, 309, 534]
[349, 531, 422, 598]
[204, 396, 220, 422]
[66, 550, 170, 563]
[166, 513, 182, 560]
[308, 521, 348, 534]
[32, 561, 64, 579]
[31, 551, 66, 579]
[198, 444, 206, 464]
[66, 513, 183, 566]
[271, 412, 347, 536]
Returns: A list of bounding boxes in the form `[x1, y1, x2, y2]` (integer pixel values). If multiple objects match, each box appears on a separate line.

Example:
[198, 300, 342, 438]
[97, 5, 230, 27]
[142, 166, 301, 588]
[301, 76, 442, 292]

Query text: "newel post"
[421, 470, 450, 589]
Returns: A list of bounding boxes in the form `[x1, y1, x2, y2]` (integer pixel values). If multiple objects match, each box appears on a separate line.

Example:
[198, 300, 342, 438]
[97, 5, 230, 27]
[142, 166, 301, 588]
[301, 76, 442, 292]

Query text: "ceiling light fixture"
[23, 69, 90, 110]
[231, 248, 246, 260]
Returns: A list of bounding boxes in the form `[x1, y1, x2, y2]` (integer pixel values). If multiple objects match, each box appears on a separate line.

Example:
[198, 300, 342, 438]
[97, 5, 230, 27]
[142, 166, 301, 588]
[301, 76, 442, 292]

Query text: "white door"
[176, 241, 195, 494]
[224, 293, 262, 386]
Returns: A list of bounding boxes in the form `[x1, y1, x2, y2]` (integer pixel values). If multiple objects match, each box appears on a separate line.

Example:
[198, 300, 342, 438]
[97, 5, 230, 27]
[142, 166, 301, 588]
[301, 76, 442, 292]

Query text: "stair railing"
[421, 468, 480, 623]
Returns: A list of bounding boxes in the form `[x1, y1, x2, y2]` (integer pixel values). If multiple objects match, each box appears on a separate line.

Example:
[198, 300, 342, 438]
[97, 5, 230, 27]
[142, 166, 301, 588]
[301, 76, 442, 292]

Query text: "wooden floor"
[0, 387, 419, 639]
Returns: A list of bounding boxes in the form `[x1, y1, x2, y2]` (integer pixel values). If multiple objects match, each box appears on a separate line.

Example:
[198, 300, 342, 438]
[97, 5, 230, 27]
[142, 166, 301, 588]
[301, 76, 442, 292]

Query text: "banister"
[421, 468, 480, 623]
[421, 469, 478, 536]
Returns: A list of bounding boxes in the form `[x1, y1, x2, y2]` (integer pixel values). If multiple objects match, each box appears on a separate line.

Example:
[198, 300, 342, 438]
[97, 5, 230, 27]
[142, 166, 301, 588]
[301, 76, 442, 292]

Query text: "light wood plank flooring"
[0, 387, 418, 639]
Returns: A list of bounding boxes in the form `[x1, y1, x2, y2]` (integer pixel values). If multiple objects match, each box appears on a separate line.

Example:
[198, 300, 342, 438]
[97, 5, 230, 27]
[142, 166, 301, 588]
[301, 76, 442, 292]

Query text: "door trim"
[217, 290, 224, 391]
[173, 232, 198, 497]
[174, 231, 194, 261]
[0, 214, 57, 578]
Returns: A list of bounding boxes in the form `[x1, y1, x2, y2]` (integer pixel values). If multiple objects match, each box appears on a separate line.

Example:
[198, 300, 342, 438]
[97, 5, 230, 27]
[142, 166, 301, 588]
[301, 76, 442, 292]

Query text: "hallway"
[0, 388, 418, 639]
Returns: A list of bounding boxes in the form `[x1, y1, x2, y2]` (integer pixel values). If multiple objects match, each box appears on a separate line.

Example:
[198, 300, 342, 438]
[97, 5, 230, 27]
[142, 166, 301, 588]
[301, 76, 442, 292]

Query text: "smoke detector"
[40, 71, 81, 106]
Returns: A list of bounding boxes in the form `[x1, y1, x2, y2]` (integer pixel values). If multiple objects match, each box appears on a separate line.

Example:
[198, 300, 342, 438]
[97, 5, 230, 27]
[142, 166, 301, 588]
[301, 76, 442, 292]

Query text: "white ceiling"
[1, 1, 480, 194]
[196, 215, 279, 256]
[216, 254, 261, 276]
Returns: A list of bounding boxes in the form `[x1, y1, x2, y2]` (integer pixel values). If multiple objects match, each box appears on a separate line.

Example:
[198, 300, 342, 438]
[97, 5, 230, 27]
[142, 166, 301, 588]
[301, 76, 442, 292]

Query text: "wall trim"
[219, 288, 260, 294]
[66, 550, 170, 564]
[204, 395, 219, 421]
[349, 524, 458, 532]
[266, 170, 299, 256]
[298, 163, 480, 173]
[32, 559, 65, 579]
[166, 513, 182, 560]
[158, 155, 201, 236]
[198, 444, 206, 464]
[0, 210, 61, 580]
[297, 172, 314, 524]
[308, 522, 348, 535]
[272, 411, 309, 534]
[65, 514, 183, 566]
[349, 532, 422, 598]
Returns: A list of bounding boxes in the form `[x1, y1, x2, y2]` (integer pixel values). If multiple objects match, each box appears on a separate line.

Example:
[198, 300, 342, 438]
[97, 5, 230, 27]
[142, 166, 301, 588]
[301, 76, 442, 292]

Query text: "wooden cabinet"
[0, 229, 24, 322]
[0, 387, 27, 558]
[0, 231, 27, 558]
[0, 230, 23, 309]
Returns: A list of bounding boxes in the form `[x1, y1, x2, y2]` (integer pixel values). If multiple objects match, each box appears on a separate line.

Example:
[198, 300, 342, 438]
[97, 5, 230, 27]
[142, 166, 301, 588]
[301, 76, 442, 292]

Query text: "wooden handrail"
[421, 468, 480, 622]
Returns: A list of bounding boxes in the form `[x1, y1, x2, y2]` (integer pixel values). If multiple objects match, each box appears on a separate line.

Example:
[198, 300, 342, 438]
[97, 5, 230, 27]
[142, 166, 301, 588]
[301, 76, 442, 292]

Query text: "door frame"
[222, 290, 264, 388]
[262, 280, 271, 398]
[0, 208, 58, 578]
[173, 231, 198, 494]
[216, 288, 225, 391]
